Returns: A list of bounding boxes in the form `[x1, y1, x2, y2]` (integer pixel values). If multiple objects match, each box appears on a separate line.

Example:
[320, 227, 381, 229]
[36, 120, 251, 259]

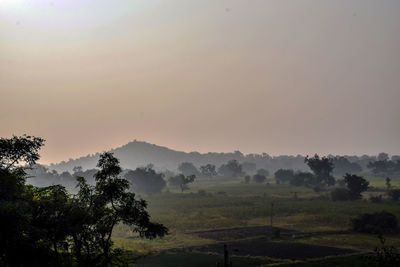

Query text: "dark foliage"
[199, 164, 217, 178]
[274, 169, 294, 184]
[252, 174, 266, 183]
[388, 189, 400, 202]
[124, 167, 166, 194]
[352, 211, 398, 235]
[344, 173, 369, 200]
[305, 154, 335, 188]
[168, 174, 196, 192]
[218, 160, 244, 178]
[331, 187, 351, 201]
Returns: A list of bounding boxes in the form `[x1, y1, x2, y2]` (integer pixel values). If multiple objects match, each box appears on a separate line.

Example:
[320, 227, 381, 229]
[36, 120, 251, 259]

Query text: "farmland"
[113, 177, 400, 266]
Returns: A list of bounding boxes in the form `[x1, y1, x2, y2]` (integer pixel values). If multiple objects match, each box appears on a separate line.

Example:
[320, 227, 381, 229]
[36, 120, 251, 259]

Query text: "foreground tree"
[71, 153, 168, 266]
[0, 135, 168, 266]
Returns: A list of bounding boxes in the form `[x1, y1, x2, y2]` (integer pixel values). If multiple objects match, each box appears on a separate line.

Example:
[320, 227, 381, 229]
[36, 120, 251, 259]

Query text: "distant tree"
[253, 174, 266, 183]
[244, 175, 251, 184]
[178, 162, 200, 176]
[305, 154, 335, 188]
[200, 164, 217, 178]
[378, 152, 390, 161]
[256, 168, 269, 177]
[331, 157, 362, 176]
[368, 160, 400, 176]
[124, 167, 166, 194]
[218, 160, 243, 178]
[352, 211, 398, 234]
[242, 162, 257, 174]
[168, 174, 196, 192]
[274, 169, 294, 184]
[388, 189, 400, 202]
[344, 174, 369, 200]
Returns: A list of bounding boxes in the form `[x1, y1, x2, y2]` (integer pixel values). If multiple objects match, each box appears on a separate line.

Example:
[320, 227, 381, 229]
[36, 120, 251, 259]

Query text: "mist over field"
[1, 0, 400, 266]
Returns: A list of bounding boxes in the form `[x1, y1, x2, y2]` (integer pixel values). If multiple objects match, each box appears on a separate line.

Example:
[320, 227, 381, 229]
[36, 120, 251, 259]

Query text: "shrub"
[253, 174, 266, 183]
[388, 189, 400, 201]
[370, 195, 383, 203]
[352, 211, 398, 234]
[331, 187, 351, 201]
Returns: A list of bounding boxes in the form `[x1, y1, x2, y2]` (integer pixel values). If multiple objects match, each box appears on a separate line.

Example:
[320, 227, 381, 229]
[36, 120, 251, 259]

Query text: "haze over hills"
[47, 140, 395, 175]
[48, 140, 308, 173]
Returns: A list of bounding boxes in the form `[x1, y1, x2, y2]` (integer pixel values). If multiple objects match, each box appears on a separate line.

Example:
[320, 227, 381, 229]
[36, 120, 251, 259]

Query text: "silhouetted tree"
[344, 173, 369, 200]
[244, 175, 250, 184]
[290, 171, 314, 187]
[305, 154, 335, 189]
[388, 189, 400, 202]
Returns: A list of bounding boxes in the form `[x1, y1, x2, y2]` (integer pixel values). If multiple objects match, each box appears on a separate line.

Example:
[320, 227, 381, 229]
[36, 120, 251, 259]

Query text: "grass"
[112, 177, 400, 266]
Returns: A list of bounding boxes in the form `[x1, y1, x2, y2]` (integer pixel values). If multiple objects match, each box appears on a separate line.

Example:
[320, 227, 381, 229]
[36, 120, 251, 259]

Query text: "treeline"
[49, 140, 400, 175]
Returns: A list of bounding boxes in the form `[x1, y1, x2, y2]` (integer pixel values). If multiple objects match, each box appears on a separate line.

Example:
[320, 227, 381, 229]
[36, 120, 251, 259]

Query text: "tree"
[388, 189, 400, 202]
[274, 169, 294, 184]
[218, 160, 243, 178]
[344, 173, 369, 200]
[305, 154, 335, 188]
[244, 175, 250, 184]
[200, 164, 217, 178]
[124, 167, 166, 195]
[71, 152, 168, 266]
[178, 162, 199, 176]
[168, 174, 196, 192]
[253, 174, 266, 183]
[256, 168, 269, 177]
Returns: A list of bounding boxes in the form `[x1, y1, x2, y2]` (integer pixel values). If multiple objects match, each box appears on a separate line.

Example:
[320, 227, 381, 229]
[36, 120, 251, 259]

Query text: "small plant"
[363, 235, 400, 267]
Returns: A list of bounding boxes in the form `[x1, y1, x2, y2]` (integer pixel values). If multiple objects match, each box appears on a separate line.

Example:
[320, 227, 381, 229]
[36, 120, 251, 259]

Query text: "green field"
[113, 177, 400, 266]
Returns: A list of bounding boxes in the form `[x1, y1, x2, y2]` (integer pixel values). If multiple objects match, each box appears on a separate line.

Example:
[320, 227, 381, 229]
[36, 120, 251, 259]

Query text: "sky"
[1, 0, 399, 164]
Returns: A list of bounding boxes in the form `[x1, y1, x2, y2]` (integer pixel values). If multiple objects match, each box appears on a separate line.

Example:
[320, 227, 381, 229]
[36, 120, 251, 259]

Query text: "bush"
[388, 189, 400, 201]
[352, 211, 398, 235]
[244, 175, 250, 184]
[331, 187, 351, 201]
[253, 174, 266, 183]
[370, 195, 383, 203]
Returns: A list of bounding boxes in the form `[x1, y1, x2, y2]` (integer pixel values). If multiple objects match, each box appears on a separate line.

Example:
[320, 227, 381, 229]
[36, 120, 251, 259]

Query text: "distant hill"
[48, 140, 307, 173]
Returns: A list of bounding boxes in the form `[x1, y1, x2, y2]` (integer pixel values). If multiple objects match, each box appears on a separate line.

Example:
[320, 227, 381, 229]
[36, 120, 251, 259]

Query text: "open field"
[113, 177, 400, 266]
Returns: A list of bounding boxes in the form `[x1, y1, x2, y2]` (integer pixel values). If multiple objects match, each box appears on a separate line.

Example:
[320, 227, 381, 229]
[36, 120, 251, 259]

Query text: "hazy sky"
[1, 0, 399, 164]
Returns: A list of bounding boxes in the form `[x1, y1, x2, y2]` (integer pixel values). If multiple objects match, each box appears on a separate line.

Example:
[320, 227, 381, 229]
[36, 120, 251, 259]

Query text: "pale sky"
[1, 0, 399, 164]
